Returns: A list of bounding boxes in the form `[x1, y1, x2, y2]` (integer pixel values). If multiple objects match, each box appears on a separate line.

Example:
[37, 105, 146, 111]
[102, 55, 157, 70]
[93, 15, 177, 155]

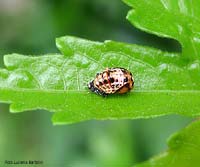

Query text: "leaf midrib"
[0, 88, 200, 93]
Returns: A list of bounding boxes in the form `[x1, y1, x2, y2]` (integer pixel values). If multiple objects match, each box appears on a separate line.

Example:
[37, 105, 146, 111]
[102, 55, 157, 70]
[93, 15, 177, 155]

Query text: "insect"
[88, 67, 134, 97]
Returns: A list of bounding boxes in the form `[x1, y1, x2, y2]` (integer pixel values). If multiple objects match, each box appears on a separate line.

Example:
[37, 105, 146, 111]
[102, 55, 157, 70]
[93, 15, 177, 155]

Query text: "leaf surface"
[0, 36, 199, 124]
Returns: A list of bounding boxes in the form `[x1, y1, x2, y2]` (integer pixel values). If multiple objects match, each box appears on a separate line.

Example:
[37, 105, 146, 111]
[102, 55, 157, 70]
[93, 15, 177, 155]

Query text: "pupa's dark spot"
[124, 77, 128, 82]
[109, 77, 114, 83]
[104, 80, 108, 84]
[125, 83, 130, 88]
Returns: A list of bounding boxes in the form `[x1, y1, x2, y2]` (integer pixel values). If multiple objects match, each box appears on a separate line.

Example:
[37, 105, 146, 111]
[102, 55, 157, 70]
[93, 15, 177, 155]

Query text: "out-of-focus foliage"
[136, 120, 200, 167]
[0, 0, 181, 56]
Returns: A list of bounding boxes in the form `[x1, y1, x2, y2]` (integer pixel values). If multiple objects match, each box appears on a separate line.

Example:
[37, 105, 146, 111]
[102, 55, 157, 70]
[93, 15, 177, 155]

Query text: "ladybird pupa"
[88, 67, 134, 96]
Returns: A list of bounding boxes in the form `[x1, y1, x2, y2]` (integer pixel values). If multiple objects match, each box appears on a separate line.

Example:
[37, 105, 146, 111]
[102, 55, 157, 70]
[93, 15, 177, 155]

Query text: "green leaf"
[0, 36, 199, 124]
[123, 0, 200, 61]
[135, 120, 200, 167]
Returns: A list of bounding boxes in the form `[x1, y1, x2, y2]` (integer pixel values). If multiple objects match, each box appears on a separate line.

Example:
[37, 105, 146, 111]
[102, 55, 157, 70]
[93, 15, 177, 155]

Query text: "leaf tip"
[3, 53, 27, 69]
[10, 103, 25, 113]
[56, 36, 74, 57]
[122, 0, 134, 7]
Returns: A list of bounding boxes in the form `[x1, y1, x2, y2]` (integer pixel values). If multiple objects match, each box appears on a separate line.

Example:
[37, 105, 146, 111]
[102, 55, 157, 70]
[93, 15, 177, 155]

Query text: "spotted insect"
[88, 67, 134, 97]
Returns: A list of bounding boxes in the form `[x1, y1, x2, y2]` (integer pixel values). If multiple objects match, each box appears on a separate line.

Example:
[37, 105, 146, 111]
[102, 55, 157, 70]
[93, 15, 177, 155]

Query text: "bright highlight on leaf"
[0, 0, 200, 125]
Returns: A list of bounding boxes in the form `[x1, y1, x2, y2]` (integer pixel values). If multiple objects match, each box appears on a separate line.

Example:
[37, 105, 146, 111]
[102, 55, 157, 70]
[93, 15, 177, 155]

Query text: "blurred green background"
[0, 0, 191, 166]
